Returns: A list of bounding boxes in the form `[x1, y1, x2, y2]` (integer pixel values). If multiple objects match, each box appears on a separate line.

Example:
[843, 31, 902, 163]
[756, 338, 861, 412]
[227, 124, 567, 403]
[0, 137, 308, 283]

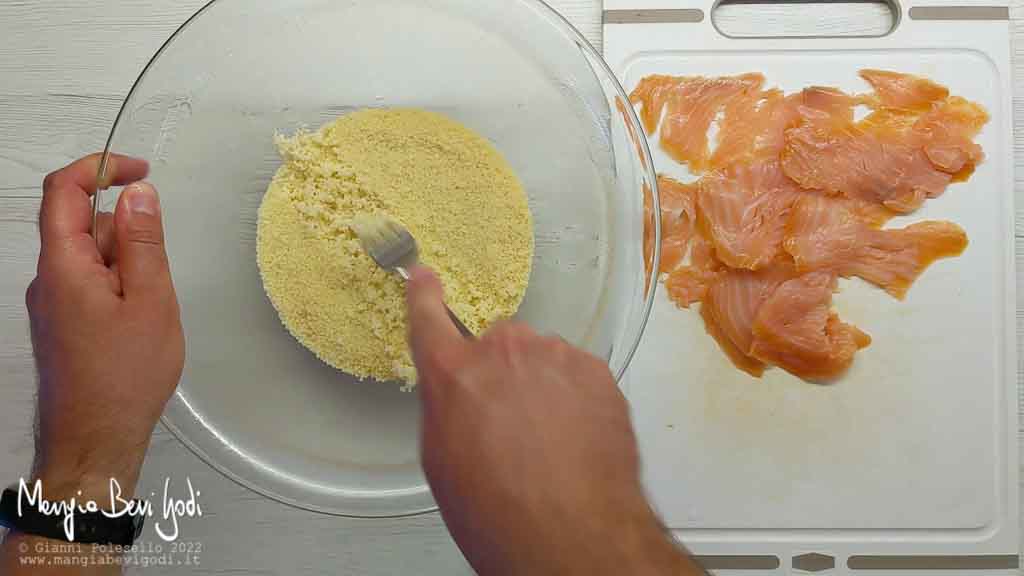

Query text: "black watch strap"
[0, 487, 145, 545]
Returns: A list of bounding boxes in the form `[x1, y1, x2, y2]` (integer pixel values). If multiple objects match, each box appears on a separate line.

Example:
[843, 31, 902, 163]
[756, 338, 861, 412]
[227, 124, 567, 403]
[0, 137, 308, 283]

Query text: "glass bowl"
[97, 0, 659, 517]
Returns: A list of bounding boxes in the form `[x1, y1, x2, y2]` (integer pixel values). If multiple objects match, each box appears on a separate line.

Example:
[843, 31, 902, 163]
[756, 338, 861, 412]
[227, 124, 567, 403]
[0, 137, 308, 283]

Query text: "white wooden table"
[0, 2, 1019, 574]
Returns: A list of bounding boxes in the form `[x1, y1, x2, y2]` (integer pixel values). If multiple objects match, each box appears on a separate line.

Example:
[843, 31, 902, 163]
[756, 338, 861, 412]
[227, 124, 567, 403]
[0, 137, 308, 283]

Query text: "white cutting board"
[605, 0, 1018, 570]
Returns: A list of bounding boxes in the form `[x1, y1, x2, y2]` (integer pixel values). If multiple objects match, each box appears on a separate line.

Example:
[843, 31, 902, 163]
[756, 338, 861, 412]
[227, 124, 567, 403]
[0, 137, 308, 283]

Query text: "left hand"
[26, 153, 184, 501]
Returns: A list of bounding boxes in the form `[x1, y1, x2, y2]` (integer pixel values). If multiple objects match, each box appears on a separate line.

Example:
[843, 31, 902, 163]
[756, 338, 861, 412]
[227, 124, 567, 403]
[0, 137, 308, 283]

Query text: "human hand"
[406, 268, 703, 576]
[26, 153, 184, 501]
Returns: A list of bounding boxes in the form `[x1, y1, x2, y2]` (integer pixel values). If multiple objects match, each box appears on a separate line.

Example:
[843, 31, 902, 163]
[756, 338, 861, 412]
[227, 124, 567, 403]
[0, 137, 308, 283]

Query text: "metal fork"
[352, 214, 474, 339]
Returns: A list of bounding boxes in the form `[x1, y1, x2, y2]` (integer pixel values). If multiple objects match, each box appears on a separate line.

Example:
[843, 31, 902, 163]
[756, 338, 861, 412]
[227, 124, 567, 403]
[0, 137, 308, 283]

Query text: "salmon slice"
[781, 73, 987, 212]
[856, 108, 921, 138]
[698, 263, 797, 376]
[665, 268, 705, 309]
[911, 96, 989, 176]
[698, 160, 895, 273]
[709, 86, 864, 172]
[706, 89, 767, 170]
[800, 86, 863, 121]
[630, 73, 765, 173]
[749, 272, 872, 381]
[660, 73, 765, 173]
[781, 111, 952, 213]
[658, 175, 699, 273]
[665, 236, 722, 308]
[709, 89, 804, 170]
[697, 161, 803, 270]
[860, 69, 949, 112]
[701, 297, 767, 377]
[701, 264, 872, 379]
[629, 74, 682, 134]
[843, 196, 898, 228]
[783, 195, 968, 299]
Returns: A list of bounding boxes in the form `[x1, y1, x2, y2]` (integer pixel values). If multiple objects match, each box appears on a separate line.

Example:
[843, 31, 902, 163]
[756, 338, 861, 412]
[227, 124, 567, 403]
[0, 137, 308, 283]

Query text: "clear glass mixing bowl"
[97, 0, 659, 517]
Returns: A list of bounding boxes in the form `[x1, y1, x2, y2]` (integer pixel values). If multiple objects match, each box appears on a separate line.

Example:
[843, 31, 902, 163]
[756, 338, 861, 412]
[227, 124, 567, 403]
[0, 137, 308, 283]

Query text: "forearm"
[14, 154, 181, 575]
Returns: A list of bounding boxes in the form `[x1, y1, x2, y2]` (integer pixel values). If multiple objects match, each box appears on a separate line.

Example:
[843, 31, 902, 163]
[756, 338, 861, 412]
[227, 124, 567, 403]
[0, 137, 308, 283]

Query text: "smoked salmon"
[749, 272, 872, 381]
[780, 72, 985, 212]
[699, 265, 793, 377]
[634, 69, 987, 381]
[911, 96, 989, 176]
[697, 161, 802, 270]
[630, 73, 764, 173]
[699, 262, 871, 380]
[665, 235, 722, 309]
[658, 176, 699, 274]
[783, 195, 968, 299]
[708, 89, 796, 169]
[781, 109, 954, 213]
[860, 69, 949, 112]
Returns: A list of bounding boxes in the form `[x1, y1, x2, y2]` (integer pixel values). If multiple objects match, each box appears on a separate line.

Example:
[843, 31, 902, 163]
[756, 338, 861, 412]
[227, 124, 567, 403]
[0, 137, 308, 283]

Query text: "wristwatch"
[0, 487, 145, 545]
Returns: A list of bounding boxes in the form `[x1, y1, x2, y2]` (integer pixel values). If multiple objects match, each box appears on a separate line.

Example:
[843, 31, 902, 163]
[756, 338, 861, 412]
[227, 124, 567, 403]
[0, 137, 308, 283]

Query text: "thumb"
[406, 266, 467, 376]
[115, 182, 173, 302]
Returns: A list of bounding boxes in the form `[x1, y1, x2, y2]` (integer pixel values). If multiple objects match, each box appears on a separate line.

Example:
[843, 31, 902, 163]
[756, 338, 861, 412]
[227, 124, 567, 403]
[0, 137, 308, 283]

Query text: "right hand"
[406, 267, 703, 576]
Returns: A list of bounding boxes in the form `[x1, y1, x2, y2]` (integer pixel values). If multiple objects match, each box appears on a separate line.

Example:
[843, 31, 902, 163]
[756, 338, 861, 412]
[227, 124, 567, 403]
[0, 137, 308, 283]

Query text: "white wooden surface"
[0, 1, 1019, 574]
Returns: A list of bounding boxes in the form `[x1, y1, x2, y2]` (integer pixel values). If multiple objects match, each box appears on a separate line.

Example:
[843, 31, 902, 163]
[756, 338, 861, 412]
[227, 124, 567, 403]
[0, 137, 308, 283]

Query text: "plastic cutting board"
[604, 0, 1018, 572]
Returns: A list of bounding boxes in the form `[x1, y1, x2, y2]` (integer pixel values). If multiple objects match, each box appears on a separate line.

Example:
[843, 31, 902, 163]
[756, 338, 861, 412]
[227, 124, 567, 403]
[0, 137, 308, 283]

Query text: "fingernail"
[125, 183, 158, 216]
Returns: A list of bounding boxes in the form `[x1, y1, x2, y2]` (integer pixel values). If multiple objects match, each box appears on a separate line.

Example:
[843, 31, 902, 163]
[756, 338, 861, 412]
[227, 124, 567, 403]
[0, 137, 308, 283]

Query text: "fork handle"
[397, 267, 475, 339]
[445, 306, 475, 339]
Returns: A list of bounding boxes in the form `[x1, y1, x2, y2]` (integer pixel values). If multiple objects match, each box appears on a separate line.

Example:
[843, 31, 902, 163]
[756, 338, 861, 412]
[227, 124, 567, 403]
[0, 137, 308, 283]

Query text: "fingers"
[481, 321, 537, 343]
[407, 266, 468, 378]
[95, 212, 117, 265]
[43, 153, 150, 194]
[39, 153, 149, 247]
[114, 182, 174, 303]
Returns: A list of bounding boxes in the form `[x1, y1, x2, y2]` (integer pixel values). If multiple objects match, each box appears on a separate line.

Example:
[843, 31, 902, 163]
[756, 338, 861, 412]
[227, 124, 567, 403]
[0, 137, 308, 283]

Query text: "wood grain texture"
[0, 1, 1019, 574]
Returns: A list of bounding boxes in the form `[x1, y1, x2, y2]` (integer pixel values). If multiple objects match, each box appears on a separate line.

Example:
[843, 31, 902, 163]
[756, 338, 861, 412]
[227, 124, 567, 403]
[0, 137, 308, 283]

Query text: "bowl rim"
[96, 0, 662, 519]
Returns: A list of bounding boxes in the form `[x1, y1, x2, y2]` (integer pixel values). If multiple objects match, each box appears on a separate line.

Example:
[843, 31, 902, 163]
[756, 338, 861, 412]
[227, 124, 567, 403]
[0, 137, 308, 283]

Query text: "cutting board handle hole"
[711, 0, 899, 38]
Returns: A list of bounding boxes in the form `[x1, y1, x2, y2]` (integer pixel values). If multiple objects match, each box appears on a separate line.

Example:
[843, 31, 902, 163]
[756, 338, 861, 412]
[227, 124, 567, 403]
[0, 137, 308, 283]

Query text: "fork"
[351, 214, 475, 339]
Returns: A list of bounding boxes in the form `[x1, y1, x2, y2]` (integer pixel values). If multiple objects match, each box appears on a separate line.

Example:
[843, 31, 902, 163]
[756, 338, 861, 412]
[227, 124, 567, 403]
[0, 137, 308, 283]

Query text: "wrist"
[587, 502, 704, 576]
[32, 440, 149, 503]
[609, 508, 683, 573]
[31, 469, 140, 506]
